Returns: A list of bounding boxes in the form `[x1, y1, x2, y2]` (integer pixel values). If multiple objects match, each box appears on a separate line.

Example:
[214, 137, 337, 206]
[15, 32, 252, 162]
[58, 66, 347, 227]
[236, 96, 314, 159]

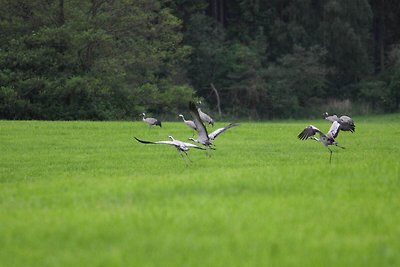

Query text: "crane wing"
[298, 125, 321, 140]
[327, 121, 341, 139]
[339, 115, 353, 122]
[134, 137, 174, 146]
[209, 123, 239, 140]
[339, 115, 355, 132]
[186, 120, 197, 130]
[324, 113, 339, 123]
[189, 101, 210, 144]
[181, 141, 207, 150]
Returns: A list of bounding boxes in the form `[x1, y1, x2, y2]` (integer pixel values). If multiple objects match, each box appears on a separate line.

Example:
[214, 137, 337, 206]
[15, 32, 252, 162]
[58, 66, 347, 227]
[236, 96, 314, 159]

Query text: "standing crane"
[142, 113, 162, 127]
[178, 114, 197, 132]
[198, 108, 215, 126]
[323, 112, 355, 133]
[298, 121, 345, 163]
[134, 136, 205, 162]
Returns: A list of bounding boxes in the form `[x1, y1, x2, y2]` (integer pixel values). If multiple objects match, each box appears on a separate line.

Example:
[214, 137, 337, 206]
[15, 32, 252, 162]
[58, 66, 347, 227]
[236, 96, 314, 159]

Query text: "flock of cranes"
[135, 101, 238, 162]
[136, 102, 356, 164]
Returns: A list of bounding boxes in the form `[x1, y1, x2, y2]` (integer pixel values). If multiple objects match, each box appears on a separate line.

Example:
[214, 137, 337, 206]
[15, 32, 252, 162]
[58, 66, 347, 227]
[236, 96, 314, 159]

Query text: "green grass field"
[1, 114, 399, 267]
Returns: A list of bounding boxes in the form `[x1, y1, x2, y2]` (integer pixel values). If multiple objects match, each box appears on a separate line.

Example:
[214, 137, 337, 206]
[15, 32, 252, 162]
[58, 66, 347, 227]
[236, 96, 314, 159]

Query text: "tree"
[266, 45, 329, 118]
[0, 0, 193, 119]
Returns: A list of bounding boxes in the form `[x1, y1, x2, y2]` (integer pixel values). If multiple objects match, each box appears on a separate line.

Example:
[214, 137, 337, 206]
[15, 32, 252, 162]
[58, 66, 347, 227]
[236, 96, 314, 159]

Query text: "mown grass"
[1, 115, 399, 267]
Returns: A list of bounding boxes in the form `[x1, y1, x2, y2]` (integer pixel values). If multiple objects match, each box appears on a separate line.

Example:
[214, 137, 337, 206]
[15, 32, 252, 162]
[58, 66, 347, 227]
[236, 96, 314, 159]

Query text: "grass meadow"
[1, 114, 399, 267]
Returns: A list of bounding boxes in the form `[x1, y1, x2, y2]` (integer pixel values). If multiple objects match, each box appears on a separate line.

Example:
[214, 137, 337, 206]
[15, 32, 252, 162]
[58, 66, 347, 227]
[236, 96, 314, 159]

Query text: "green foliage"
[131, 83, 195, 117]
[1, 0, 400, 119]
[185, 13, 225, 94]
[0, 0, 192, 120]
[217, 37, 268, 118]
[319, 0, 373, 88]
[265, 46, 328, 118]
[385, 45, 400, 111]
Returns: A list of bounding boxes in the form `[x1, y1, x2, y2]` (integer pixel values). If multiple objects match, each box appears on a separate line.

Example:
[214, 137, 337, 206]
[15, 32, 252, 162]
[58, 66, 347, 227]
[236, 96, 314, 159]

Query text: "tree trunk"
[219, 0, 224, 26]
[210, 0, 218, 21]
[210, 83, 222, 118]
[375, 0, 385, 73]
[209, 0, 224, 25]
[379, 0, 385, 72]
[58, 0, 65, 26]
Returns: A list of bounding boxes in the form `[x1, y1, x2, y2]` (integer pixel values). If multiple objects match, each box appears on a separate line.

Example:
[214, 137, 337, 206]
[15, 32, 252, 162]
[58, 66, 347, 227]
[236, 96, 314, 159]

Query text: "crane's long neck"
[188, 137, 199, 143]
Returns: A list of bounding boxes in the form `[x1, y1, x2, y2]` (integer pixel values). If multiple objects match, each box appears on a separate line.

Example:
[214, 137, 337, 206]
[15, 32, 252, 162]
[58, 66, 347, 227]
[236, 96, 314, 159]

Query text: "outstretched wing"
[298, 125, 322, 140]
[209, 123, 239, 140]
[134, 137, 173, 146]
[181, 141, 207, 150]
[327, 121, 341, 139]
[189, 101, 209, 144]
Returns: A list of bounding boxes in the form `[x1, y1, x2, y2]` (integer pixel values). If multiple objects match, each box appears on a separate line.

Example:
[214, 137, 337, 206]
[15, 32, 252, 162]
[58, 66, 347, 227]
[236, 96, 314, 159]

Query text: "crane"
[134, 136, 205, 162]
[189, 122, 239, 143]
[178, 114, 197, 131]
[142, 113, 162, 127]
[298, 121, 345, 163]
[188, 101, 238, 150]
[323, 112, 355, 133]
[188, 101, 214, 149]
[198, 108, 215, 126]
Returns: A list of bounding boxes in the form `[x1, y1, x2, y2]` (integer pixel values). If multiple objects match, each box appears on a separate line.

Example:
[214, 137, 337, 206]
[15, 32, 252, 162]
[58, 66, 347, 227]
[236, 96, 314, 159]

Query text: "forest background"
[1, 0, 399, 120]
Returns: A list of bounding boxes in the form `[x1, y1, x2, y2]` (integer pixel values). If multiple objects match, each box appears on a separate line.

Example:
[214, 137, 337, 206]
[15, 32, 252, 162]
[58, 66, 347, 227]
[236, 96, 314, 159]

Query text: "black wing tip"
[134, 137, 152, 144]
[156, 120, 162, 127]
[297, 131, 308, 140]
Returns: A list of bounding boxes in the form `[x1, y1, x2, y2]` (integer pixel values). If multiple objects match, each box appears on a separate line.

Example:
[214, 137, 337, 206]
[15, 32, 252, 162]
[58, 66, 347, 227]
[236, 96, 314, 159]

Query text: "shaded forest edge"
[0, 0, 399, 120]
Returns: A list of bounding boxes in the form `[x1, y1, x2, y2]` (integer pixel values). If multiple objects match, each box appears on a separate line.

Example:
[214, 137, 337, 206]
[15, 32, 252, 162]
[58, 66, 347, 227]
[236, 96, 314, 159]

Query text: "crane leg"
[183, 150, 192, 162]
[327, 147, 333, 164]
[335, 143, 345, 149]
[177, 151, 190, 166]
[205, 147, 213, 157]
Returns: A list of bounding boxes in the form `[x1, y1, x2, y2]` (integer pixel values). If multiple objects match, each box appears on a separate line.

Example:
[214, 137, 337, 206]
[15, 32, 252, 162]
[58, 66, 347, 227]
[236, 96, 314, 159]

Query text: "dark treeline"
[0, 0, 399, 120]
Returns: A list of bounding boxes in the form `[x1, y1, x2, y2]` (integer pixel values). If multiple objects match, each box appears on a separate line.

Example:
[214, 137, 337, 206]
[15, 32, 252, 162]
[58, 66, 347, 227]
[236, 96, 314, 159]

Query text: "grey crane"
[134, 136, 205, 161]
[298, 121, 345, 163]
[198, 108, 215, 126]
[189, 122, 239, 144]
[178, 114, 197, 131]
[142, 113, 162, 127]
[188, 101, 214, 149]
[323, 112, 355, 133]
[188, 101, 238, 150]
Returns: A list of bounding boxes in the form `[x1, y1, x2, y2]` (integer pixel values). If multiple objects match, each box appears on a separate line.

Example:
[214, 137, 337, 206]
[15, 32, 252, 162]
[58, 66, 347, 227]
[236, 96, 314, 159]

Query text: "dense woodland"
[0, 0, 399, 120]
